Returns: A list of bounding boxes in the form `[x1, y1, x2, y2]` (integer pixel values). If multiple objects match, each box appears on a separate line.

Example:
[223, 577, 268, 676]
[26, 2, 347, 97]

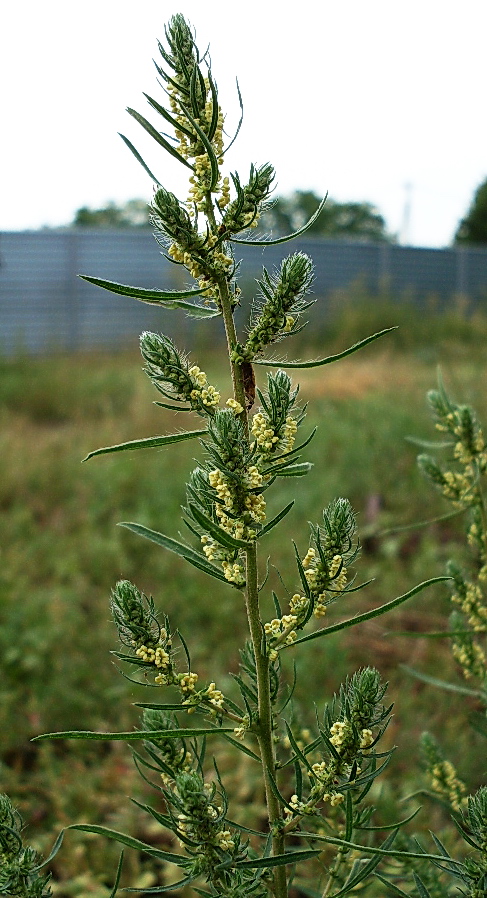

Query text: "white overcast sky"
[2, 0, 486, 247]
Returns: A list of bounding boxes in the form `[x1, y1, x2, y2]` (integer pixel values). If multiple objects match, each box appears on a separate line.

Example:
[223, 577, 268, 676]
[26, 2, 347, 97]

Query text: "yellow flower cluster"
[452, 639, 486, 681]
[251, 412, 279, 453]
[284, 784, 344, 821]
[205, 682, 225, 709]
[179, 672, 199, 694]
[233, 715, 250, 741]
[214, 829, 235, 850]
[452, 579, 487, 632]
[441, 470, 473, 505]
[188, 365, 221, 409]
[430, 760, 468, 812]
[329, 721, 373, 754]
[282, 415, 298, 452]
[264, 613, 298, 660]
[302, 550, 347, 617]
[221, 559, 245, 585]
[167, 237, 232, 302]
[135, 644, 170, 668]
[250, 412, 298, 456]
[329, 720, 349, 750]
[226, 398, 244, 415]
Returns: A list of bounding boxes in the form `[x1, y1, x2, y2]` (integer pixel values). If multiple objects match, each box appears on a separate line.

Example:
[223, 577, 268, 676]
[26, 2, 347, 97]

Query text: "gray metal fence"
[1, 230, 487, 355]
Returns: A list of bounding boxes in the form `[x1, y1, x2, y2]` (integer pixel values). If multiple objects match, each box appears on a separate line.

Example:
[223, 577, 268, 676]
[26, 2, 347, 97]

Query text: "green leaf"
[126, 107, 194, 170]
[179, 100, 220, 191]
[109, 851, 124, 898]
[469, 711, 487, 737]
[118, 522, 238, 585]
[254, 328, 396, 368]
[65, 824, 183, 863]
[142, 92, 194, 139]
[232, 194, 328, 245]
[374, 873, 412, 897]
[292, 577, 450, 646]
[118, 133, 162, 185]
[133, 702, 194, 711]
[33, 727, 233, 742]
[83, 429, 207, 462]
[123, 875, 196, 893]
[220, 731, 261, 762]
[299, 831, 456, 864]
[32, 829, 65, 872]
[399, 665, 484, 698]
[79, 275, 207, 303]
[405, 435, 455, 450]
[274, 462, 312, 477]
[186, 502, 252, 549]
[258, 501, 294, 538]
[175, 301, 221, 318]
[234, 848, 321, 869]
[412, 872, 433, 898]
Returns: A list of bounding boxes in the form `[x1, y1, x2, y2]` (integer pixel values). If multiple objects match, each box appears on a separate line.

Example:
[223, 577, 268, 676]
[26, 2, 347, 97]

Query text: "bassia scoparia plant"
[6, 13, 483, 898]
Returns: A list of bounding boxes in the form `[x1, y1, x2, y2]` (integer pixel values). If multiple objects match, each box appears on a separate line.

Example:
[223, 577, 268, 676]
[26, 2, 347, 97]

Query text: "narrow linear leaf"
[299, 832, 456, 864]
[399, 665, 484, 698]
[234, 849, 320, 869]
[469, 711, 487, 737]
[358, 806, 421, 832]
[274, 462, 312, 477]
[174, 301, 221, 318]
[329, 829, 399, 896]
[258, 502, 295, 538]
[143, 92, 194, 139]
[405, 436, 455, 450]
[83, 429, 207, 462]
[179, 100, 220, 191]
[374, 872, 412, 897]
[109, 851, 124, 898]
[232, 194, 328, 245]
[65, 824, 183, 863]
[119, 133, 162, 185]
[123, 875, 196, 893]
[33, 727, 233, 742]
[220, 731, 261, 762]
[187, 502, 252, 549]
[379, 508, 463, 537]
[133, 702, 192, 711]
[412, 872, 433, 898]
[32, 829, 65, 871]
[118, 522, 236, 585]
[224, 78, 243, 153]
[127, 108, 194, 170]
[79, 275, 206, 302]
[255, 328, 396, 368]
[293, 540, 312, 599]
[292, 577, 450, 646]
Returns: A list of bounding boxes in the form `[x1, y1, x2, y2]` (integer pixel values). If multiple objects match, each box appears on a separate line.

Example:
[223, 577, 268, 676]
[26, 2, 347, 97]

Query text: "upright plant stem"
[217, 272, 288, 898]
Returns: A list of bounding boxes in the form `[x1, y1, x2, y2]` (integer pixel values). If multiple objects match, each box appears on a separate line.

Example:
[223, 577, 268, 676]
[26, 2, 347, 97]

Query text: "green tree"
[455, 177, 487, 244]
[260, 189, 393, 241]
[72, 198, 150, 227]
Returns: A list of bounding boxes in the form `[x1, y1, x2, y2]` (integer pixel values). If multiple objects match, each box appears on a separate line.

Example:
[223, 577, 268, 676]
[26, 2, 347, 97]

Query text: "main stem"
[217, 274, 288, 898]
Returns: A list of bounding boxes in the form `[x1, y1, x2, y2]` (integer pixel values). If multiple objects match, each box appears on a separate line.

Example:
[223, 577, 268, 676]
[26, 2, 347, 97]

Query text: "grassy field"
[2, 299, 487, 894]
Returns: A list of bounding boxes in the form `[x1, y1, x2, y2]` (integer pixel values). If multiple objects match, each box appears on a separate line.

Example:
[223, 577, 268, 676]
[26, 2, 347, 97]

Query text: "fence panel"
[1, 230, 486, 355]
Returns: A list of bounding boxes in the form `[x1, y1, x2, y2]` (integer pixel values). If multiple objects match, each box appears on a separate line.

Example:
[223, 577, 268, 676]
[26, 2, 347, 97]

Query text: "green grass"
[2, 299, 487, 895]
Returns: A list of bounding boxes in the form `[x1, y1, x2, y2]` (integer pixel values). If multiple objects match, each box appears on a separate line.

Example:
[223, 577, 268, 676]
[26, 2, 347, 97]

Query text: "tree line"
[71, 178, 487, 245]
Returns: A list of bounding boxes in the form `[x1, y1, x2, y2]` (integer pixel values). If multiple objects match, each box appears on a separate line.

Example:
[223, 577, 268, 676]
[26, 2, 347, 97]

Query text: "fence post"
[65, 230, 79, 351]
[455, 244, 468, 297]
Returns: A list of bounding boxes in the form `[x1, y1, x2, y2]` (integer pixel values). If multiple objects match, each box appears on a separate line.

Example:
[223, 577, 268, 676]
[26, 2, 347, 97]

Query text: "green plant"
[7, 14, 487, 898]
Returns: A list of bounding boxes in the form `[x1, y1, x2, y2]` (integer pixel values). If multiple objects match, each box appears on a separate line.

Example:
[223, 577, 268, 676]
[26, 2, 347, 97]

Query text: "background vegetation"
[2, 295, 487, 895]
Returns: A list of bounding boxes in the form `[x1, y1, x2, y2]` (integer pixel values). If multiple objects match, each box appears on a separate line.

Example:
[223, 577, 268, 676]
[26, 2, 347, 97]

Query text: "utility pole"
[400, 181, 413, 245]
